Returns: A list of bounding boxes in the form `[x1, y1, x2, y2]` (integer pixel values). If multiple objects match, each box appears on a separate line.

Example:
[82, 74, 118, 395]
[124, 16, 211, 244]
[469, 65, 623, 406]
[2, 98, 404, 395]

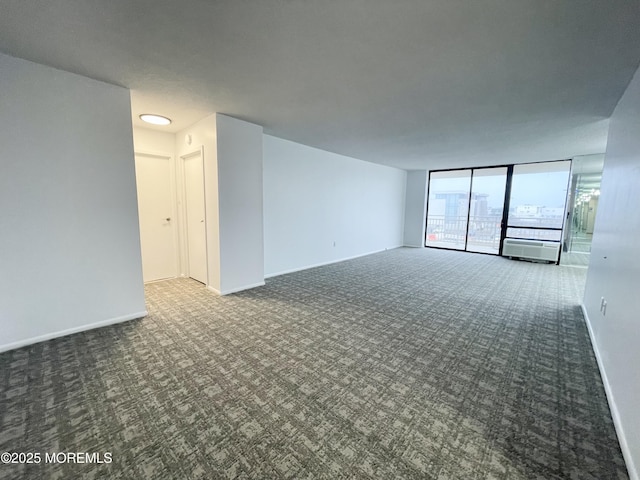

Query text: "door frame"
[134, 150, 180, 281]
[178, 147, 209, 283]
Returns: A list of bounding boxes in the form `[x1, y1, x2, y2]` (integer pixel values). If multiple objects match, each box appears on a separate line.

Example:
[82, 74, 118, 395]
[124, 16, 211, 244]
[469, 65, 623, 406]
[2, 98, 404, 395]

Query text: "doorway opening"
[134, 146, 208, 285]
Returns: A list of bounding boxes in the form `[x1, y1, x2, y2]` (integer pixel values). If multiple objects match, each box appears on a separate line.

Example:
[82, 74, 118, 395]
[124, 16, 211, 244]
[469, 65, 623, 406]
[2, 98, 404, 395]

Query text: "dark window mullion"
[499, 165, 514, 256]
[464, 171, 474, 251]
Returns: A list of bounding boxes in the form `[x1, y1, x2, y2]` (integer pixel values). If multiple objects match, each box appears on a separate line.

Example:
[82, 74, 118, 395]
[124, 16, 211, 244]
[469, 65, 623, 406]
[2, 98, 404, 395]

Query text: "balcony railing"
[426, 214, 565, 250]
[426, 215, 502, 250]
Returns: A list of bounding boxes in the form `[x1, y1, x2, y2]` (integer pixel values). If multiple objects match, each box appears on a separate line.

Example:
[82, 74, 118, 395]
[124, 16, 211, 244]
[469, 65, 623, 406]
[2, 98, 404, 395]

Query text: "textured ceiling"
[1, 0, 639, 170]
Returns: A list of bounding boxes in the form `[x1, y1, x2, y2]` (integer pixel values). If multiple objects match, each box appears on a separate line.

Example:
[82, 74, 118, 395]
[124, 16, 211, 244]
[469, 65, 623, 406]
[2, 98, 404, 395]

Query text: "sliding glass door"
[425, 167, 507, 254]
[466, 167, 508, 254]
[425, 170, 472, 250]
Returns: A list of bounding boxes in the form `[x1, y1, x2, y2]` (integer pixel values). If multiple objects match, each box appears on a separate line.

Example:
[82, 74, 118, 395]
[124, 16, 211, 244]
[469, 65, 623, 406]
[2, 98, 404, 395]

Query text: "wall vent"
[502, 238, 560, 263]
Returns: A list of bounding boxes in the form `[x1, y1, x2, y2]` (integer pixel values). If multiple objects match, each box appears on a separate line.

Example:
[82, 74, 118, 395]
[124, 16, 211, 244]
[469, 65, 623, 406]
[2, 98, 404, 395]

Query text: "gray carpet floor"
[0, 247, 628, 479]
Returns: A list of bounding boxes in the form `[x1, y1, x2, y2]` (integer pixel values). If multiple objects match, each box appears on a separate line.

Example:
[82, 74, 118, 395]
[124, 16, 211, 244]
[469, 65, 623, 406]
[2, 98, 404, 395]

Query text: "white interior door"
[183, 152, 207, 284]
[134, 153, 177, 282]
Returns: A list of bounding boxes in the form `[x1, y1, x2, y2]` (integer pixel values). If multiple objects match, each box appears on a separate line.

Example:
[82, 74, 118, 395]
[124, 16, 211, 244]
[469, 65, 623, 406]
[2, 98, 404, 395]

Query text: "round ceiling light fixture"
[139, 114, 171, 126]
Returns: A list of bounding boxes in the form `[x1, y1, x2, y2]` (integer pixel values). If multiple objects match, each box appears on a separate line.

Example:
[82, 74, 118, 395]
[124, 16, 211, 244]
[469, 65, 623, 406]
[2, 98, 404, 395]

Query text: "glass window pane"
[467, 167, 507, 254]
[426, 170, 471, 250]
[507, 160, 571, 229]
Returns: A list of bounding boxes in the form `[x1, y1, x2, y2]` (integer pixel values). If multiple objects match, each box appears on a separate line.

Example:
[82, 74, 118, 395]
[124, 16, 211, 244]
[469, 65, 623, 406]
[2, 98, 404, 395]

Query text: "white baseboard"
[581, 304, 638, 480]
[207, 281, 266, 296]
[0, 311, 148, 354]
[264, 245, 403, 279]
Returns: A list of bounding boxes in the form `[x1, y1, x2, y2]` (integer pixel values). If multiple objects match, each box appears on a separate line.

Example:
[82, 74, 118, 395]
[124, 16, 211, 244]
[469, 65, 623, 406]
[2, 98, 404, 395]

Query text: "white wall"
[176, 115, 221, 291]
[263, 135, 406, 277]
[403, 170, 428, 247]
[134, 126, 176, 155]
[583, 66, 640, 480]
[0, 53, 146, 352]
[216, 114, 265, 293]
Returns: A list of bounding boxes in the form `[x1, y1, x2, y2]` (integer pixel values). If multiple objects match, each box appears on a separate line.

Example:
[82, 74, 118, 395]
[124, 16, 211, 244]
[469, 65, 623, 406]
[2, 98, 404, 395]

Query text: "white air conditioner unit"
[502, 238, 560, 263]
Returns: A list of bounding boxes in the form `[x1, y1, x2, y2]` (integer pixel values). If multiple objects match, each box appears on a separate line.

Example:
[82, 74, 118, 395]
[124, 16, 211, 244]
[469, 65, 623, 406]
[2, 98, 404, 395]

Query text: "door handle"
[165, 218, 171, 222]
